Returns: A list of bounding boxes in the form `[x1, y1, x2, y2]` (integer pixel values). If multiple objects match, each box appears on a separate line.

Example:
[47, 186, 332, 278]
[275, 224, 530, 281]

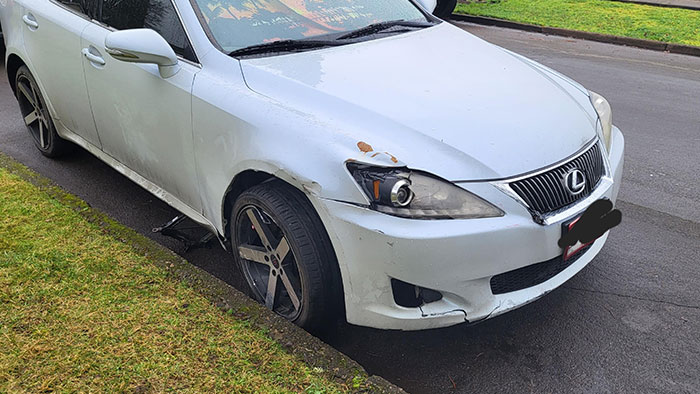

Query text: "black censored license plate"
[561, 215, 597, 261]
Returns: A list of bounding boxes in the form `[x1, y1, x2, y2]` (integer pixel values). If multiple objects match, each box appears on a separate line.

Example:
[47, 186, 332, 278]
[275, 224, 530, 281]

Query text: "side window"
[58, 0, 99, 19]
[99, 0, 197, 62]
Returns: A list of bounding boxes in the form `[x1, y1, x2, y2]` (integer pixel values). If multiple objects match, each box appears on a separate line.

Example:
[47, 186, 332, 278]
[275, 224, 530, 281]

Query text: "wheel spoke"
[30, 83, 42, 111]
[279, 270, 301, 311]
[17, 82, 36, 108]
[265, 271, 277, 309]
[275, 236, 290, 263]
[246, 208, 276, 251]
[239, 205, 303, 318]
[238, 245, 269, 265]
[24, 110, 39, 126]
[38, 119, 46, 148]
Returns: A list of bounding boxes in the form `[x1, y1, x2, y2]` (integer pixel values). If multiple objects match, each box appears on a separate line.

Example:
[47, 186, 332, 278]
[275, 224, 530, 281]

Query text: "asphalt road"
[1, 23, 699, 394]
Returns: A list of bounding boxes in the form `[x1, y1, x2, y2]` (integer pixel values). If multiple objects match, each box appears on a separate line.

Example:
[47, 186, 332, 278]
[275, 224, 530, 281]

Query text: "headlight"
[348, 164, 504, 220]
[589, 91, 613, 153]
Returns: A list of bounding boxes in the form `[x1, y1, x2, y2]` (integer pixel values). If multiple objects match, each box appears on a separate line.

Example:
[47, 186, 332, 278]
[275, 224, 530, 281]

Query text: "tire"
[15, 66, 73, 158]
[434, 0, 458, 19]
[230, 181, 341, 331]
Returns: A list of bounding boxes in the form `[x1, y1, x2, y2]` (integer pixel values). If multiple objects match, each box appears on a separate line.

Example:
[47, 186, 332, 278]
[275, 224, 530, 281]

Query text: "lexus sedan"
[1, 0, 624, 331]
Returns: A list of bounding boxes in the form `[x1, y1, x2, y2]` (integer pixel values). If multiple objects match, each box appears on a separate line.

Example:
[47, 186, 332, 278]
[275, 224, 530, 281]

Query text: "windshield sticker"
[196, 0, 425, 50]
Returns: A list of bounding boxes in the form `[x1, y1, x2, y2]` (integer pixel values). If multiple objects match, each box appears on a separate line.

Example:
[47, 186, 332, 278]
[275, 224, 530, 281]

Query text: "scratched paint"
[357, 142, 399, 164]
[357, 141, 373, 153]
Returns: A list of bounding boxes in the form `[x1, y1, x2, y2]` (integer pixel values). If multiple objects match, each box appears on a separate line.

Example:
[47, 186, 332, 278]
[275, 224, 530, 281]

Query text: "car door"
[80, 0, 203, 211]
[19, 0, 102, 147]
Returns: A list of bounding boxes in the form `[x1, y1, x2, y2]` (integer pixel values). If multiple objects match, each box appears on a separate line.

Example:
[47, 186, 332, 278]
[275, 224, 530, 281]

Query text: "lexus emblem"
[564, 169, 587, 195]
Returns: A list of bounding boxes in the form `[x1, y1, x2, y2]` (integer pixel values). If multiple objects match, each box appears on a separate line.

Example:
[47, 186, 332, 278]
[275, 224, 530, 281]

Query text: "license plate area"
[561, 216, 594, 261]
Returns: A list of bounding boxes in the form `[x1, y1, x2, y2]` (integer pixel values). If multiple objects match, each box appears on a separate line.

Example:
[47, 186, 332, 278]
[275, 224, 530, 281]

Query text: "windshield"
[191, 0, 430, 53]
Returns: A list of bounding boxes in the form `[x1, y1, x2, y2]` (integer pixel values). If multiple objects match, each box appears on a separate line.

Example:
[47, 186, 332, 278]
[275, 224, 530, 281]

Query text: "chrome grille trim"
[508, 143, 606, 215]
[486, 139, 611, 225]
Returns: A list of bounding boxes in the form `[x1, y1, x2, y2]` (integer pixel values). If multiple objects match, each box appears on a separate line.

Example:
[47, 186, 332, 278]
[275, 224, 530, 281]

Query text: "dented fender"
[190, 55, 399, 235]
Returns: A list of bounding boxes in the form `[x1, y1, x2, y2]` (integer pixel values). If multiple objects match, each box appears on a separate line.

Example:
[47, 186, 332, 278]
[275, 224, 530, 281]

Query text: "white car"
[1, 0, 624, 331]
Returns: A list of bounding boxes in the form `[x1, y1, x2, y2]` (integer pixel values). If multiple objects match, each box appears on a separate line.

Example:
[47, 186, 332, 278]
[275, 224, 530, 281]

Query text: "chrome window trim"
[178, 56, 202, 68]
[49, 0, 201, 66]
[169, 0, 201, 64]
[48, 0, 95, 23]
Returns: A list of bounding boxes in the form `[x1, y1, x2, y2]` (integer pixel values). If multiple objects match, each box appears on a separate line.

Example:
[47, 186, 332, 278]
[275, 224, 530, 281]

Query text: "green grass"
[456, 0, 700, 47]
[0, 168, 347, 393]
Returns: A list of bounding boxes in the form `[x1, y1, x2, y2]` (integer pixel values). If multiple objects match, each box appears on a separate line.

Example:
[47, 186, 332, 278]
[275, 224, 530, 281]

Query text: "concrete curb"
[0, 152, 405, 394]
[450, 14, 700, 58]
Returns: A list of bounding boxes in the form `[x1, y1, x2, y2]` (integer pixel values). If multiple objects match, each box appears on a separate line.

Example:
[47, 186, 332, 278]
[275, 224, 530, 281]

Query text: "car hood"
[240, 23, 598, 181]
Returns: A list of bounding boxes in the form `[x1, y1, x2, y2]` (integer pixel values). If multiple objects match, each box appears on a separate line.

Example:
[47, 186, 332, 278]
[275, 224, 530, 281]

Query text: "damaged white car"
[2, 0, 624, 330]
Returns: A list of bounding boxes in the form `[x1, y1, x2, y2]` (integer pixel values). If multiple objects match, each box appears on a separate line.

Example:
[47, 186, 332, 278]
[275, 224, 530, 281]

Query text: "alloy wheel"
[236, 205, 304, 320]
[16, 74, 51, 150]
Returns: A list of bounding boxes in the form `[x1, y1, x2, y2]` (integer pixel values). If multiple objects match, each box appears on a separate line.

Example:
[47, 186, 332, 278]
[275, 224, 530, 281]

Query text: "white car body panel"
[240, 23, 599, 181]
[81, 22, 203, 211]
[18, 2, 101, 146]
[1, 0, 625, 330]
[322, 127, 623, 329]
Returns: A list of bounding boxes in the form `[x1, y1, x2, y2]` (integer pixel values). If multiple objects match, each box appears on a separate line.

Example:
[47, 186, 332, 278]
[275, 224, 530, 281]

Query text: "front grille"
[510, 143, 605, 215]
[490, 246, 591, 295]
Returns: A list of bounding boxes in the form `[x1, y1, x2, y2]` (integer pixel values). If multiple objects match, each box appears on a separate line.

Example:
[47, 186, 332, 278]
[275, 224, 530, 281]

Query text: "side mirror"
[415, 0, 438, 13]
[105, 28, 180, 78]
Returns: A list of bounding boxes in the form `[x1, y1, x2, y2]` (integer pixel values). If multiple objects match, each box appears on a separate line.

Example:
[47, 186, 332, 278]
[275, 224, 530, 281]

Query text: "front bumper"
[315, 127, 625, 330]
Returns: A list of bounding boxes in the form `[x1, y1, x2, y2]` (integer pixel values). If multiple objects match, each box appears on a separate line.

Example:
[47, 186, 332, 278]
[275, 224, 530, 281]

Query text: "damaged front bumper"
[313, 127, 624, 331]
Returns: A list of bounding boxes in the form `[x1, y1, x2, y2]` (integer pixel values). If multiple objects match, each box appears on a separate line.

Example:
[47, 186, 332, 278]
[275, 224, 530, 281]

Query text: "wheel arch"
[221, 169, 277, 241]
[220, 168, 347, 317]
[6, 52, 27, 95]
[5, 51, 60, 123]
[218, 161, 330, 240]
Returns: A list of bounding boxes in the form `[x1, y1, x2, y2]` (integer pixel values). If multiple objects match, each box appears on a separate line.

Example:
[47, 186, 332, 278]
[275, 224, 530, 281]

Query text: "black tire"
[230, 181, 341, 331]
[434, 0, 458, 19]
[15, 66, 73, 158]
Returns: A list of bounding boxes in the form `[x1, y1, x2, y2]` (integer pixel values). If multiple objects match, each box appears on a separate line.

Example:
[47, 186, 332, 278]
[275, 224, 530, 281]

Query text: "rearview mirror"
[415, 0, 438, 13]
[105, 29, 180, 78]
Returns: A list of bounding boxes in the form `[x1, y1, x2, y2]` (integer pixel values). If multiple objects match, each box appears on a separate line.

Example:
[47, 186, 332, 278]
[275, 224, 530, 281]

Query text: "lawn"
[0, 168, 347, 393]
[456, 0, 700, 47]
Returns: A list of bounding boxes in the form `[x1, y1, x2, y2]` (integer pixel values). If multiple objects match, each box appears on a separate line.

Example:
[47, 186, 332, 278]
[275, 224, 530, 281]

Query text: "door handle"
[22, 14, 39, 29]
[82, 48, 106, 66]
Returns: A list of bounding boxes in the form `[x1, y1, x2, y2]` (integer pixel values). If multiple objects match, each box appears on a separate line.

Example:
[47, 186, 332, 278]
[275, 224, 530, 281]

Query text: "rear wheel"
[231, 181, 340, 331]
[434, 0, 458, 19]
[15, 66, 72, 158]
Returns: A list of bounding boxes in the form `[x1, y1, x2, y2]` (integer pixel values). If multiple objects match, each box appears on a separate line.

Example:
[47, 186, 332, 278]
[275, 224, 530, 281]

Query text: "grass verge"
[456, 0, 700, 47]
[0, 167, 348, 393]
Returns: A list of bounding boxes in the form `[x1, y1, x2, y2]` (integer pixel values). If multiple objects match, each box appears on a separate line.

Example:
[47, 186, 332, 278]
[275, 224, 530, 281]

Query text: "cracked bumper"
[315, 128, 624, 330]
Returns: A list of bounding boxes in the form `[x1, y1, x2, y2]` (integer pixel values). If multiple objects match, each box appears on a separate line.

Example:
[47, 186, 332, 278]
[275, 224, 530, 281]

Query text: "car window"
[57, 0, 100, 19]
[191, 0, 430, 53]
[99, 0, 197, 62]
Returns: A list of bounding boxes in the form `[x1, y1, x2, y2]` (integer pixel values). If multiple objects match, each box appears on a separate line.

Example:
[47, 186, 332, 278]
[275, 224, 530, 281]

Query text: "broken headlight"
[348, 164, 504, 220]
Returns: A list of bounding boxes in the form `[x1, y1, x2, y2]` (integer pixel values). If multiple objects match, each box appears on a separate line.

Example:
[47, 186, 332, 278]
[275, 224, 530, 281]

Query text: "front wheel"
[231, 181, 340, 331]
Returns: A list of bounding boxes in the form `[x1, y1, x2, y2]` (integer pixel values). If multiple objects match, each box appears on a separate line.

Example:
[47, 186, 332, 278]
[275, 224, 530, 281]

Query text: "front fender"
[192, 68, 389, 235]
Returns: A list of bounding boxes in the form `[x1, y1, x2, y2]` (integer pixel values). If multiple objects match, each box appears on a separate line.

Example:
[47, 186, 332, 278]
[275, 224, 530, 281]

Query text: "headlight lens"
[348, 164, 504, 220]
[589, 91, 613, 153]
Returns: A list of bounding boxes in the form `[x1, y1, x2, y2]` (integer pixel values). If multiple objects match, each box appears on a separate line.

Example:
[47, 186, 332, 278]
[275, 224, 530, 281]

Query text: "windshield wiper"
[228, 20, 436, 57]
[336, 19, 435, 40]
[229, 39, 346, 58]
